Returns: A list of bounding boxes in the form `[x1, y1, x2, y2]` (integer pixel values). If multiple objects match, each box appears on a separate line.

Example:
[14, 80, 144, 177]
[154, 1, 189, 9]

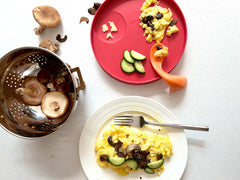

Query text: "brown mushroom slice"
[15, 78, 47, 105]
[39, 39, 59, 52]
[56, 34, 68, 42]
[80, 17, 89, 24]
[41, 91, 69, 118]
[126, 144, 141, 157]
[32, 5, 61, 35]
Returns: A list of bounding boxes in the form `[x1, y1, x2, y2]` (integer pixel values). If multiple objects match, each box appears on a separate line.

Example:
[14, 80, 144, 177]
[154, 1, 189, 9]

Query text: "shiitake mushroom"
[15, 78, 47, 105]
[32, 5, 61, 35]
[41, 91, 69, 119]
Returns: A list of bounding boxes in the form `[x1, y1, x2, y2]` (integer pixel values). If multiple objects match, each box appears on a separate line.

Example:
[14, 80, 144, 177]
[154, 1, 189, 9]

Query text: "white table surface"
[0, 0, 240, 179]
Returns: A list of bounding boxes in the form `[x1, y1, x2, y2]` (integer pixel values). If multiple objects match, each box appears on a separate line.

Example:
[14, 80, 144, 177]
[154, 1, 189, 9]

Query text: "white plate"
[79, 96, 188, 180]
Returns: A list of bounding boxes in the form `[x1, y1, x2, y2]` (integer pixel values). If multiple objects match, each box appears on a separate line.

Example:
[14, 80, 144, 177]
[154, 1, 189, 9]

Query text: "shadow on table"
[180, 137, 207, 180]
[98, 52, 188, 107]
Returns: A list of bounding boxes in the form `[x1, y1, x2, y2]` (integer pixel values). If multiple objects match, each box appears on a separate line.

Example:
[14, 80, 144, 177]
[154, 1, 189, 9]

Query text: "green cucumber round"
[130, 50, 146, 61]
[109, 157, 125, 166]
[144, 167, 155, 174]
[120, 59, 135, 73]
[123, 50, 135, 64]
[134, 61, 145, 73]
[147, 159, 164, 169]
[125, 159, 138, 170]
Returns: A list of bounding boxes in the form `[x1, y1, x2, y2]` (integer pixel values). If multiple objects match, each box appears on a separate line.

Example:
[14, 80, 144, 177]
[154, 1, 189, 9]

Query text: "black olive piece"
[157, 153, 163, 160]
[142, 17, 148, 24]
[156, 46, 162, 50]
[149, 24, 154, 31]
[156, 13, 163, 20]
[146, 15, 154, 21]
[169, 19, 177, 26]
[100, 154, 109, 162]
[146, 21, 151, 27]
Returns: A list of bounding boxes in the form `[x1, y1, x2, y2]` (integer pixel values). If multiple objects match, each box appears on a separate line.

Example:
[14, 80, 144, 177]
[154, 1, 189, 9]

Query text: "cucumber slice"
[144, 167, 155, 174]
[130, 50, 146, 61]
[109, 157, 125, 166]
[147, 159, 164, 169]
[134, 61, 145, 73]
[121, 59, 135, 73]
[125, 159, 138, 170]
[123, 50, 135, 64]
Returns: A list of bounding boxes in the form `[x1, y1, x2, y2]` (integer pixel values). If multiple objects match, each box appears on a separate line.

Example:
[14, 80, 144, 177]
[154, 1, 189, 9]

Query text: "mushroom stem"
[50, 101, 60, 111]
[34, 25, 46, 35]
[15, 87, 32, 95]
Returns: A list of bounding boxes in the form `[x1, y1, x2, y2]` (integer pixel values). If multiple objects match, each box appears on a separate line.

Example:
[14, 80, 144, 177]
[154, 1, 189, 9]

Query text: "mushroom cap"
[41, 91, 69, 118]
[19, 78, 47, 105]
[126, 144, 141, 157]
[32, 5, 61, 28]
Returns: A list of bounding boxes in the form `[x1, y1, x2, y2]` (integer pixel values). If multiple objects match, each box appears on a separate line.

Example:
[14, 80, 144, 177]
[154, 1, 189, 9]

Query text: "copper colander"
[0, 47, 85, 138]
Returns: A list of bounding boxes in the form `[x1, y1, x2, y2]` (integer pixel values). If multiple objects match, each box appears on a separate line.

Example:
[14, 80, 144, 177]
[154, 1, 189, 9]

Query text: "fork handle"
[146, 122, 209, 131]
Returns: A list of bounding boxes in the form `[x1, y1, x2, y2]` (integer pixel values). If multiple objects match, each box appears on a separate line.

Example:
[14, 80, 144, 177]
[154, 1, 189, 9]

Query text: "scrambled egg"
[139, 0, 179, 43]
[166, 25, 179, 36]
[95, 125, 172, 176]
[154, 46, 169, 58]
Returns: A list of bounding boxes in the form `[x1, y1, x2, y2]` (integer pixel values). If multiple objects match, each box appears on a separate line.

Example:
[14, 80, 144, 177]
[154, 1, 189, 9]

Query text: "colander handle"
[70, 67, 86, 92]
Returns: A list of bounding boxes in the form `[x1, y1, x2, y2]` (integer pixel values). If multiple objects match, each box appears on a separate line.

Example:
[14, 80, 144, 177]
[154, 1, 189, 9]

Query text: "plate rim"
[79, 96, 188, 180]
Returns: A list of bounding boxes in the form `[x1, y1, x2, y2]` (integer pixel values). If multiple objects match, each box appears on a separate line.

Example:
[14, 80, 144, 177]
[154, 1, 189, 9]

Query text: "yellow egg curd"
[139, 0, 179, 43]
[95, 124, 172, 176]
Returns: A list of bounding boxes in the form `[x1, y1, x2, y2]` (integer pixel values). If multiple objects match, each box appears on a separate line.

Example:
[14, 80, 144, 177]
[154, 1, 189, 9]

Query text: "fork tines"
[114, 115, 133, 126]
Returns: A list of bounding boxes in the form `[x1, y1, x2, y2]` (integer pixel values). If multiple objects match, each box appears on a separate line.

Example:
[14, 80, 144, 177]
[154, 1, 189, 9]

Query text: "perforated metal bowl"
[0, 47, 85, 138]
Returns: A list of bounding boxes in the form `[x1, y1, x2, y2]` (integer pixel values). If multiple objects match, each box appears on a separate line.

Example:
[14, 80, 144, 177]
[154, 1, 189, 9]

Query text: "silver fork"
[114, 115, 209, 131]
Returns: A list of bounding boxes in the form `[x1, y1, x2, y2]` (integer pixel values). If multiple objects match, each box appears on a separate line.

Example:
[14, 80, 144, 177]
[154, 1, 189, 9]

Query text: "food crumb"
[166, 25, 179, 36]
[106, 32, 113, 39]
[109, 21, 118, 32]
[80, 16, 89, 24]
[102, 24, 108, 32]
